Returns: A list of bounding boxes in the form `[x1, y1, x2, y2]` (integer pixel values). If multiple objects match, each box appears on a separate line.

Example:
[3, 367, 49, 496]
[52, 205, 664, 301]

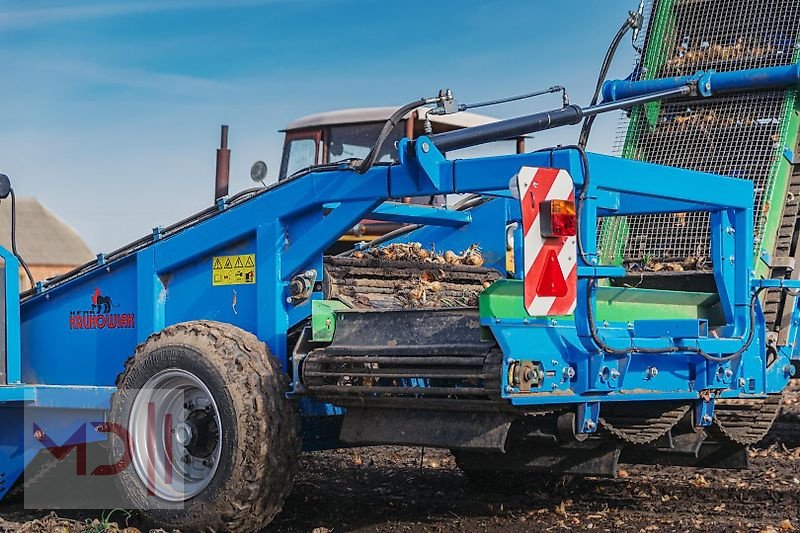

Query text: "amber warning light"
[539, 199, 577, 238]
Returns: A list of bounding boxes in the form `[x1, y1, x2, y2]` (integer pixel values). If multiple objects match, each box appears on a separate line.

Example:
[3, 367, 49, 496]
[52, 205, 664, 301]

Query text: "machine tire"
[109, 320, 300, 532]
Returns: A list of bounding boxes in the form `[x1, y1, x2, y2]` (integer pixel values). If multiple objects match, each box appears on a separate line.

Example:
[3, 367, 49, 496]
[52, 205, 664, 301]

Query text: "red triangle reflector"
[537, 250, 568, 297]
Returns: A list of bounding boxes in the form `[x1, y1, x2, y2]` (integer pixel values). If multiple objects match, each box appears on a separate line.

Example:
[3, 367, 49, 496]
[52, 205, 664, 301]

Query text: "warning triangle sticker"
[224, 258, 233, 269]
[234, 257, 243, 268]
[213, 258, 223, 270]
[244, 256, 254, 268]
[536, 250, 568, 297]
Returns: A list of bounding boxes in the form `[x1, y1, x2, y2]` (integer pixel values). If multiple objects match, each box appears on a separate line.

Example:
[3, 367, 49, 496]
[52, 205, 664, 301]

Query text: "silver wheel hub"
[174, 423, 193, 446]
[128, 369, 223, 502]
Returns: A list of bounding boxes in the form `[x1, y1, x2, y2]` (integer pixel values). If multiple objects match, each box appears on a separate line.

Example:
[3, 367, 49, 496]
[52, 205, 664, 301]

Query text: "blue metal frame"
[0, 385, 113, 499]
[17, 140, 796, 403]
[470, 147, 798, 412]
[11, 141, 800, 409]
[1, 139, 797, 489]
[0, 247, 21, 385]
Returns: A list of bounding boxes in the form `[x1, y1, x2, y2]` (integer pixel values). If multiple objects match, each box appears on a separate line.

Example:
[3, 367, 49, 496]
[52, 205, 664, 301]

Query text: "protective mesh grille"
[601, 0, 800, 265]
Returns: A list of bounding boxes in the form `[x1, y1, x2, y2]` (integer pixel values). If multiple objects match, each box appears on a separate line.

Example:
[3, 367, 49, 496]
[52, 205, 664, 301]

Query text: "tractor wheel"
[109, 320, 300, 532]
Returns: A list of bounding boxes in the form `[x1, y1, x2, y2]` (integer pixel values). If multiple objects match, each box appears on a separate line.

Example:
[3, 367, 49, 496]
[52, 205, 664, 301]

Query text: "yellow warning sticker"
[212, 254, 256, 286]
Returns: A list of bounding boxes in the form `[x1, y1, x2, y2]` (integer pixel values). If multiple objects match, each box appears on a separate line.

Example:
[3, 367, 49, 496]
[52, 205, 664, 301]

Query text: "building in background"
[0, 198, 94, 291]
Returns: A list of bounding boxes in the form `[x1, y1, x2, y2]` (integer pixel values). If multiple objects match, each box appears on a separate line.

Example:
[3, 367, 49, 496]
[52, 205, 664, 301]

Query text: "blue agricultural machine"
[3, 39, 800, 533]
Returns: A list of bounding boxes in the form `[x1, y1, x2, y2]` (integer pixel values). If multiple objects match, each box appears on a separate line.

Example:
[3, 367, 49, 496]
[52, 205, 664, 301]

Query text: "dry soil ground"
[3, 393, 800, 533]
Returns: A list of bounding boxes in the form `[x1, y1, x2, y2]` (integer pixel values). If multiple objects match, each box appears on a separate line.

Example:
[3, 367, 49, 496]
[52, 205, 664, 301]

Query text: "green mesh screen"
[599, 0, 800, 272]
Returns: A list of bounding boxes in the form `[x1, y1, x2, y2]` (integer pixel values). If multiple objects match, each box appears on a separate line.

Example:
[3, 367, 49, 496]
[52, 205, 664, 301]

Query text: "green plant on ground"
[81, 508, 132, 533]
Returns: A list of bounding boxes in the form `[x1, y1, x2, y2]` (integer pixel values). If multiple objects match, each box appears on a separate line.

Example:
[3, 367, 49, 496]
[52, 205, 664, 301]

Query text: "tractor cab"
[278, 106, 507, 180]
[279, 107, 520, 251]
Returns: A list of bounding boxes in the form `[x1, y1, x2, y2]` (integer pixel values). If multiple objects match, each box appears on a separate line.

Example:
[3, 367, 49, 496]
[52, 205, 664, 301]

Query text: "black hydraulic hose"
[577, 10, 641, 149]
[559, 143, 759, 361]
[10, 189, 35, 290]
[356, 99, 430, 174]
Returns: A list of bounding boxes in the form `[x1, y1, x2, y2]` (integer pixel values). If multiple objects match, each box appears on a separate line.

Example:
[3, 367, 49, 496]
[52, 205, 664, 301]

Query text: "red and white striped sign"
[515, 167, 577, 316]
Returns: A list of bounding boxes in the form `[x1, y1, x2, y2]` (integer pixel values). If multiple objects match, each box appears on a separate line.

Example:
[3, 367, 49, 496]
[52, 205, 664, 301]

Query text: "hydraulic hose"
[577, 10, 642, 149]
[355, 99, 430, 174]
[10, 189, 35, 290]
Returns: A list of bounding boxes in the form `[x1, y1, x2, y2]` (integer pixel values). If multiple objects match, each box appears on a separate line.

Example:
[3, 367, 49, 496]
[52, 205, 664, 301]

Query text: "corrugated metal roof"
[0, 198, 94, 266]
[283, 106, 497, 131]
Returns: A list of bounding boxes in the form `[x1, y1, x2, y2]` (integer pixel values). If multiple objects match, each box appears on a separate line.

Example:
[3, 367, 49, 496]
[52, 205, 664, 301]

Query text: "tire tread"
[112, 320, 300, 532]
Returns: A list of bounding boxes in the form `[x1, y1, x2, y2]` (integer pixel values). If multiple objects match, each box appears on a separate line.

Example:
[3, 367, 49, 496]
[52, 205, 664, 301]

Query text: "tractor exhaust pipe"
[215, 125, 230, 201]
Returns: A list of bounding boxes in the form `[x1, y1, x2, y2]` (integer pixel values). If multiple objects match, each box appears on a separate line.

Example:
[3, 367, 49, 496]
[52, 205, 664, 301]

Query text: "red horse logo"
[91, 288, 117, 313]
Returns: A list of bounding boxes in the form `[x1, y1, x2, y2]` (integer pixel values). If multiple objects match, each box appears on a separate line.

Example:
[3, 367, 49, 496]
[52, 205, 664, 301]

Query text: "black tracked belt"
[713, 395, 785, 445]
[600, 402, 691, 445]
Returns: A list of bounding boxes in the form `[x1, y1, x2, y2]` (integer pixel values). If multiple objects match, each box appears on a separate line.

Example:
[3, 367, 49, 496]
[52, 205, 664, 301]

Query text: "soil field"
[2, 392, 800, 533]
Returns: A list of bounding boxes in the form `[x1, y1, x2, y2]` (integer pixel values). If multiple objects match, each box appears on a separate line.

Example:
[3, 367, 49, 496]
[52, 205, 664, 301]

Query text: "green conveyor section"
[600, 0, 800, 274]
[479, 279, 724, 325]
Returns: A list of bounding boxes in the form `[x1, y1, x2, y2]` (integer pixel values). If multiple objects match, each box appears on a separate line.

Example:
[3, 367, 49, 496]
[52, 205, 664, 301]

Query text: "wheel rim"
[128, 369, 223, 502]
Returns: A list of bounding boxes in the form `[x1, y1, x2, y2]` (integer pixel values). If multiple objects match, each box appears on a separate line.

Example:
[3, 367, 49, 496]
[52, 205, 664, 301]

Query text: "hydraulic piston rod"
[428, 86, 689, 153]
[601, 63, 800, 103]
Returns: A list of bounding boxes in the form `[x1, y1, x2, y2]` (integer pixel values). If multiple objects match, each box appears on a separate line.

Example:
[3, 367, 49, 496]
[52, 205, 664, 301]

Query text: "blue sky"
[1, 1, 639, 252]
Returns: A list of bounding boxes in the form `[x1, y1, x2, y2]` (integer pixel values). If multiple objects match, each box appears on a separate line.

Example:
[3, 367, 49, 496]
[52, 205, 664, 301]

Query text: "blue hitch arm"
[601, 64, 800, 102]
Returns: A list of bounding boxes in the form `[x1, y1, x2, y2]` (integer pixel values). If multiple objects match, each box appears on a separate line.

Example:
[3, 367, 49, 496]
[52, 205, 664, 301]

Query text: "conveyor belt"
[600, 0, 800, 280]
[300, 308, 505, 411]
[594, 1, 800, 441]
[763, 155, 800, 338]
[323, 255, 502, 310]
